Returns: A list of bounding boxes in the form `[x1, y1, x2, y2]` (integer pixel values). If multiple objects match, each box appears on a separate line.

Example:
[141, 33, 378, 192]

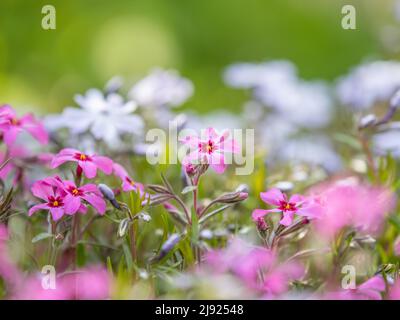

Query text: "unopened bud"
[98, 184, 121, 210]
[256, 217, 269, 232]
[359, 114, 377, 129]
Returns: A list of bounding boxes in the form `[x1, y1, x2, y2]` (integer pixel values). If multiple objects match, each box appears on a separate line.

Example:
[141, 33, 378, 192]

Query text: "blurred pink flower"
[389, 280, 400, 300]
[252, 188, 322, 226]
[13, 266, 110, 300]
[45, 176, 106, 215]
[0, 224, 21, 287]
[326, 275, 385, 300]
[0, 105, 48, 146]
[112, 163, 145, 194]
[51, 148, 113, 179]
[0, 145, 30, 184]
[180, 127, 240, 174]
[312, 182, 396, 238]
[205, 239, 303, 296]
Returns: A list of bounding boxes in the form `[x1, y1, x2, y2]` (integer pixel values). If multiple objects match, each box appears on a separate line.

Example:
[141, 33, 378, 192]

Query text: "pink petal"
[64, 195, 81, 215]
[3, 127, 21, 146]
[80, 161, 97, 179]
[204, 127, 218, 140]
[260, 188, 285, 206]
[280, 211, 295, 226]
[93, 156, 113, 175]
[49, 207, 64, 221]
[20, 114, 49, 145]
[82, 194, 106, 214]
[209, 152, 227, 174]
[251, 209, 279, 221]
[289, 194, 305, 204]
[28, 203, 49, 216]
[31, 181, 53, 201]
[112, 163, 129, 180]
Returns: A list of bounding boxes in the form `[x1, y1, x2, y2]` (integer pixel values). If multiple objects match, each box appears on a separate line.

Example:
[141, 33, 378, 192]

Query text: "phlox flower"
[45, 88, 144, 149]
[51, 148, 113, 179]
[180, 127, 240, 174]
[205, 239, 303, 297]
[29, 177, 106, 220]
[0, 105, 48, 146]
[45, 176, 106, 215]
[128, 68, 193, 108]
[336, 60, 400, 111]
[112, 163, 145, 195]
[29, 178, 68, 221]
[326, 276, 385, 300]
[311, 180, 396, 238]
[252, 188, 322, 226]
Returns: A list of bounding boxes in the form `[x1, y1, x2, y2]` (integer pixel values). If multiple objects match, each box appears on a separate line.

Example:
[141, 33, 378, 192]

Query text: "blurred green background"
[0, 0, 397, 114]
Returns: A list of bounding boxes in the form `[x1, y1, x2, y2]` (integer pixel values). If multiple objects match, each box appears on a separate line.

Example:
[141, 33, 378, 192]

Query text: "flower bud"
[359, 114, 377, 129]
[98, 184, 121, 210]
[256, 217, 269, 232]
[152, 233, 181, 262]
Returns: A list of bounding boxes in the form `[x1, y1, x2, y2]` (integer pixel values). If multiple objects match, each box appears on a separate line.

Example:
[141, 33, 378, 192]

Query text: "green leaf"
[106, 256, 113, 275]
[181, 186, 197, 194]
[122, 243, 133, 272]
[32, 232, 53, 243]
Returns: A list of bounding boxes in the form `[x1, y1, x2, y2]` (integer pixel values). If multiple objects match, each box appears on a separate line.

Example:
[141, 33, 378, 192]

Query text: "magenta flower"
[29, 179, 67, 221]
[180, 127, 240, 174]
[46, 176, 106, 215]
[0, 105, 48, 146]
[113, 163, 145, 193]
[252, 188, 322, 226]
[51, 148, 113, 179]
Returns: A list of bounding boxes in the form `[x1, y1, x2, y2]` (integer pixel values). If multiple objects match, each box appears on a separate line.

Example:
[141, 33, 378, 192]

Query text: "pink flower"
[29, 178, 67, 221]
[0, 224, 21, 288]
[0, 145, 30, 184]
[46, 176, 106, 215]
[312, 181, 396, 238]
[29, 176, 106, 220]
[252, 188, 322, 226]
[51, 148, 113, 179]
[112, 163, 145, 194]
[0, 105, 48, 146]
[180, 127, 240, 174]
[13, 266, 110, 300]
[389, 280, 400, 300]
[205, 239, 303, 297]
[326, 276, 385, 300]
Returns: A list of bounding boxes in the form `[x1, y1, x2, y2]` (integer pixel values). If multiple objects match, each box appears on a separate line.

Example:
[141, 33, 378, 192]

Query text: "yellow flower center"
[53, 200, 59, 207]
[72, 188, 79, 195]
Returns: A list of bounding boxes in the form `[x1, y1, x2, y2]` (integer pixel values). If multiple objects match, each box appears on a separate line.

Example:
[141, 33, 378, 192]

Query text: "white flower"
[224, 60, 333, 128]
[277, 136, 342, 172]
[373, 130, 400, 158]
[128, 68, 194, 108]
[255, 80, 333, 128]
[223, 60, 297, 89]
[45, 88, 144, 149]
[336, 60, 400, 111]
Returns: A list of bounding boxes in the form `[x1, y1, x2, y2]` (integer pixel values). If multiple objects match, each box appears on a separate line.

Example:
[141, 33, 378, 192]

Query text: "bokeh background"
[0, 0, 398, 114]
